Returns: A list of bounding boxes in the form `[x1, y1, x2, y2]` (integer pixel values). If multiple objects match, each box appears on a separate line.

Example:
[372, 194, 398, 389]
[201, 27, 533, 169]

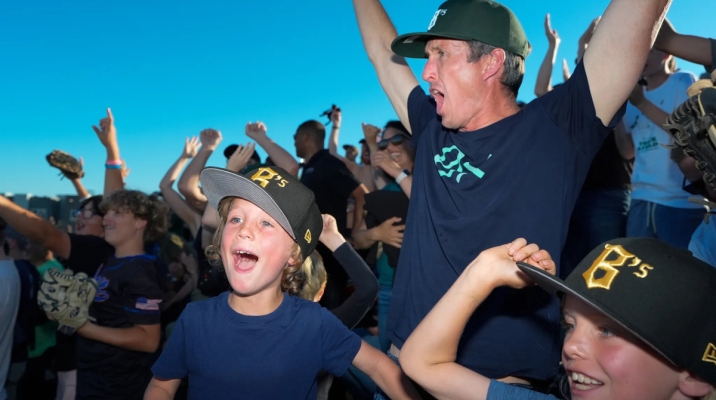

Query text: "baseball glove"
[46, 150, 84, 180]
[38, 268, 98, 335]
[663, 71, 716, 189]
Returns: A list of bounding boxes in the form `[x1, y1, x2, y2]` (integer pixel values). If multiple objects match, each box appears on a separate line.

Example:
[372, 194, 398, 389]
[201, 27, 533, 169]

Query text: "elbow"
[287, 163, 300, 178]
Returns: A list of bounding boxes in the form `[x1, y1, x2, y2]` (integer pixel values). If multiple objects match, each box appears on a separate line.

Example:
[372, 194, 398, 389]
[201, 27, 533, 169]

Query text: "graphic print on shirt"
[93, 263, 110, 302]
[434, 145, 489, 183]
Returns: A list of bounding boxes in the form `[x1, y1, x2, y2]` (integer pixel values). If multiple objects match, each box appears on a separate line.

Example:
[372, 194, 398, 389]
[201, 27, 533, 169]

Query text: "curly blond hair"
[296, 251, 327, 301]
[205, 197, 306, 295]
[100, 190, 168, 243]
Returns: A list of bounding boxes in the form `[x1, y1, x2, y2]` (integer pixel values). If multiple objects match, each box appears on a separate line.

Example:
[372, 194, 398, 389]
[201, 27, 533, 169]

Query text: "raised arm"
[92, 108, 124, 196]
[362, 123, 389, 190]
[583, 0, 672, 124]
[244, 122, 299, 176]
[353, 0, 419, 133]
[562, 59, 572, 82]
[373, 151, 412, 198]
[654, 18, 713, 68]
[319, 215, 379, 329]
[328, 108, 342, 157]
[399, 239, 555, 400]
[0, 195, 71, 260]
[535, 14, 561, 97]
[178, 128, 222, 211]
[159, 137, 203, 237]
[69, 164, 91, 200]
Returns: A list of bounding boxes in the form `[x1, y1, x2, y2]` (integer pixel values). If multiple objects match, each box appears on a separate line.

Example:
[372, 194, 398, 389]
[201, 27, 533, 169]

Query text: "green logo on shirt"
[636, 136, 659, 152]
[434, 145, 486, 183]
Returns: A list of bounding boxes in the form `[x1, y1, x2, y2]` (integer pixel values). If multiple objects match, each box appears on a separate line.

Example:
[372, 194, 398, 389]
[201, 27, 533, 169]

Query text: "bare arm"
[583, 0, 672, 124]
[245, 122, 299, 176]
[362, 123, 389, 190]
[77, 322, 160, 353]
[92, 108, 124, 197]
[162, 253, 198, 310]
[144, 377, 181, 400]
[352, 341, 420, 400]
[655, 18, 713, 68]
[201, 204, 220, 232]
[352, 217, 404, 250]
[399, 240, 555, 400]
[562, 59, 572, 82]
[535, 14, 561, 97]
[350, 185, 368, 239]
[70, 177, 91, 199]
[328, 109, 342, 157]
[353, 0, 419, 133]
[160, 138, 202, 237]
[0, 196, 71, 259]
[373, 151, 412, 198]
[614, 120, 635, 160]
[178, 129, 222, 211]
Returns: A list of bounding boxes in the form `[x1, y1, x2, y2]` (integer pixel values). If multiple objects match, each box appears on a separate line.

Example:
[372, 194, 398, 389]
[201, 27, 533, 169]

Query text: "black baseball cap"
[224, 144, 261, 164]
[343, 144, 358, 152]
[199, 166, 323, 260]
[518, 238, 716, 386]
[391, 0, 529, 59]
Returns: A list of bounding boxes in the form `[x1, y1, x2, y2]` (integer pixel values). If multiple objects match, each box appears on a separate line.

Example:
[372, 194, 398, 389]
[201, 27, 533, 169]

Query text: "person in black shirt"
[294, 119, 369, 310]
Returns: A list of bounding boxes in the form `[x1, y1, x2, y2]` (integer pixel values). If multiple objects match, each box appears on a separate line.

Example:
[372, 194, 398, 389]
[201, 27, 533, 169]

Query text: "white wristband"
[396, 171, 409, 184]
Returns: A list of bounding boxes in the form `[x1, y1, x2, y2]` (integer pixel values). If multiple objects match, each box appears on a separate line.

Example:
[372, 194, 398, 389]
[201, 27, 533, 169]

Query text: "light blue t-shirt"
[689, 218, 716, 268]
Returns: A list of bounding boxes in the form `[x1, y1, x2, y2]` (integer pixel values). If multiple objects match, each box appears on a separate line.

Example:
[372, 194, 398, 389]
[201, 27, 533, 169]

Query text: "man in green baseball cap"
[352, 0, 674, 395]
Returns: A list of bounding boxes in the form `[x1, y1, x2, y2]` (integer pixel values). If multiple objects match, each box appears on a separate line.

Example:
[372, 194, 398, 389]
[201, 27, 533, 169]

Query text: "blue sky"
[1, 0, 711, 197]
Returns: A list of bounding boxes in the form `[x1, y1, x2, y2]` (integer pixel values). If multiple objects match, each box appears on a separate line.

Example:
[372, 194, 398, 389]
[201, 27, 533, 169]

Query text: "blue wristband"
[105, 163, 122, 169]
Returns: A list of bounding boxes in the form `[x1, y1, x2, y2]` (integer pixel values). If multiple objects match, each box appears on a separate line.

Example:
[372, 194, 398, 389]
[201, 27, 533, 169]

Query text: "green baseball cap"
[391, 0, 529, 59]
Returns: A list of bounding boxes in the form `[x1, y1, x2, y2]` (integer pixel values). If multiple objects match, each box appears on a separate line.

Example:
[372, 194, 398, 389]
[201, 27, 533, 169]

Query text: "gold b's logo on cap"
[304, 229, 312, 244]
[703, 343, 716, 366]
[251, 167, 288, 189]
[582, 244, 654, 290]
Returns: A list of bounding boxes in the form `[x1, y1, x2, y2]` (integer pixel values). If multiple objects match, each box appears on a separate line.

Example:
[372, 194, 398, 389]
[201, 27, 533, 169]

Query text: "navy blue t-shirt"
[152, 291, 363, 400]
[388, 62, 625, 380]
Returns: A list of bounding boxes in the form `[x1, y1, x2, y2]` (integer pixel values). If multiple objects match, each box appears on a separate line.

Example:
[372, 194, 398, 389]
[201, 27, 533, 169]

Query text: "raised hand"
[226, 142, 256, 173]
[544, 14, 560, 46]
[199, 128, 223, 151]
[466, 238, 555, 290]
[182, 136, 202, 159]
[318, 214, 347, 251]
[373, 150, 402, 177]
[361, 123, 381, 145]
[92, 108, 117, 149]
[579, 16, 601, 48]
[245, 122, 268, 141]
[375, 217, 404, 248]
[330, 108, 342, 128]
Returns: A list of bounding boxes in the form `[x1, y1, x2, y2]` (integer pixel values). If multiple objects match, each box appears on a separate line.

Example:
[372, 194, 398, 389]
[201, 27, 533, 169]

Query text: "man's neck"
[460, 94, 521, 132]
[114, 239, 146, 258]
[302, 147, 323, 164]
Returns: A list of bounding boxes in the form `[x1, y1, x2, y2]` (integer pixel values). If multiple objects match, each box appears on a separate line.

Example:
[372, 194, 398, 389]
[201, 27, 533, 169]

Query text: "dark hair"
[467, 40, 525, 97]
[224, 145, 261, 164]
[382, 120, 416, 162]
[79, 195, 104, 217]
[296, 120, 326, 147]
[100, 190, 168, 243]
[383, 120, 408, 135]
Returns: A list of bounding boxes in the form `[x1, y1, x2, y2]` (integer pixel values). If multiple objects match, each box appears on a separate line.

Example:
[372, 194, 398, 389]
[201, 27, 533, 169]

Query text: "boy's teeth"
[571, 372, 602, 385]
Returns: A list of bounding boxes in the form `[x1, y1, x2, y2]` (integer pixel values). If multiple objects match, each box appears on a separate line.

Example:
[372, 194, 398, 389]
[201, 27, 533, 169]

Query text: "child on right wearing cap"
[400, 237, 716, 400]
[144, 166, 418, 400]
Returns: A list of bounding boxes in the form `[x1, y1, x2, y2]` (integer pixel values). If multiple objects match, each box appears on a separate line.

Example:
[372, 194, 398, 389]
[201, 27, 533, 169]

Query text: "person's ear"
[677, 371, 712, 398]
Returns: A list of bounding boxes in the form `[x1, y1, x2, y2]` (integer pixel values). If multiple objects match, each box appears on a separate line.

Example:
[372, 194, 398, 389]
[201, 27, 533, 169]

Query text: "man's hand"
[544, 14, 560, 47]
[373, 150, 402, 177]
[182, 136, 201, 159]
[199, 129, 223, 151]
[628, 83, 647, 108]
[226, 143, 256, 173]
[318, 214, 347, 251]
[375, 217, 404, 248]
[245, 122, 268, 141]
[362, 123, 381, 145]
[577, 16, 601, 61]
[330, 109, 342, 129]
[466, 238, 555, 290]
[92, 108, 118, 150]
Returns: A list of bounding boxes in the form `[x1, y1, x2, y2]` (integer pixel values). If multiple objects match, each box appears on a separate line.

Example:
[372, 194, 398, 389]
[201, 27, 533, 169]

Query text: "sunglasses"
[377, 134, 409, 151]
[72, 209, 98, 219]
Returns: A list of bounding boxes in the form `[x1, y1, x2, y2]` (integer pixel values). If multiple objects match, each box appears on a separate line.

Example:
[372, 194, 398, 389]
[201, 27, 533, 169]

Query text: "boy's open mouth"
[233, 250, 259, 272]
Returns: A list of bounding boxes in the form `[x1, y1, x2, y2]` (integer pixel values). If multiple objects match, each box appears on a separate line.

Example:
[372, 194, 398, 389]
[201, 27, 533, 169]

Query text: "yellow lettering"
[703, 343, 716, 365]
[582, 244, 636, 290]
[251, 167, 279, 188]
[633, 263, 653, 279]
[304, 229, 312, 244]
[278, 179, 288, 188]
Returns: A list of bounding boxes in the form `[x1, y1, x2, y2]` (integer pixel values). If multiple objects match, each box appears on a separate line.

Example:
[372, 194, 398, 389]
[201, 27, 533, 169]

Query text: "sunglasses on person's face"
[72, 209, 97, 219]
[377, 134, 408, 151]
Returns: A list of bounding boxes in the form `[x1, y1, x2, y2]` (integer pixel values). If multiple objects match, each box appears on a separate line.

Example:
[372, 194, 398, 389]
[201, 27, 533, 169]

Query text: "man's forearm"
[634, 98, 670, 130]
[104, 145, 124, 197]
[0, 196, 70, 259]
[160, 156, 190, 190]
[71, 178, 91, 199]
[78, 322, 160, 353]
[328, 125, 340, 156]
[254, 135, 299, 176]
[178, 149, 212, 209]
[535, 44, 558, 97]
[658, 34, 713, 67]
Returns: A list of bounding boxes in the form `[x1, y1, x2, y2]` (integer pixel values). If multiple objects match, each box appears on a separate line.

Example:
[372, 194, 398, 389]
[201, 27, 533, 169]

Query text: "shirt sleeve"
[538, 61, 626, 158]
[486, 380, 558, 400]
[328, 243, 379, 329]
[151, 310, 189, 379]
[122, 258, 163, 325]
[673, 72, 697, 108]
[407, 85, 436, 145]
[320, 306, 362, 376]
[67, 234, 114, 276]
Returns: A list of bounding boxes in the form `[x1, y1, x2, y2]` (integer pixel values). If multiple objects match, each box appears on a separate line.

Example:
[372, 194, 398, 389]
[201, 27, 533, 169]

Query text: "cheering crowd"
[1, 0, 716, 399]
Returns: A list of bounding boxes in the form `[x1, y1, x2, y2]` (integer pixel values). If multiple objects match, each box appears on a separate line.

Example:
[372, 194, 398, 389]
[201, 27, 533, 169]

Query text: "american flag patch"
[135, 297, 162, 311]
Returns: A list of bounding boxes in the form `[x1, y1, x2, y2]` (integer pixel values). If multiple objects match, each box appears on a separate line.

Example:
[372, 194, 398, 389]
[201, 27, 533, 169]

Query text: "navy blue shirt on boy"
[152, 291, 362, 400]
[387, 62, 625, 380]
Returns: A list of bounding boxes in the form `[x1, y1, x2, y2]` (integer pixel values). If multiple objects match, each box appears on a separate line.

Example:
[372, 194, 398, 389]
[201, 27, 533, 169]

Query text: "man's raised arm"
[353, 0, 419, 134]
[583, 0, 672, 124]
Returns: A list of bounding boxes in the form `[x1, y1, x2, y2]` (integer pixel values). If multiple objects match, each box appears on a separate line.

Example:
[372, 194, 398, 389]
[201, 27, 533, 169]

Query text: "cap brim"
[199, 167, 295, 241]
[516, 261, 679, 367]
[391, 31, 476, 58]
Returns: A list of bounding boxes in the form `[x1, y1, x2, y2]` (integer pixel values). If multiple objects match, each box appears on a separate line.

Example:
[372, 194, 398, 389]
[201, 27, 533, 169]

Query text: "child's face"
[221, 199, 296, 297]
[561, 296, 681, 400]
[102, 209, 145, 247]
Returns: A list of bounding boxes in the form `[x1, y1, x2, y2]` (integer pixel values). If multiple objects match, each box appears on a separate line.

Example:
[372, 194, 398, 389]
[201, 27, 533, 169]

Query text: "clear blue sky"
[1, 0, 711, 197]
